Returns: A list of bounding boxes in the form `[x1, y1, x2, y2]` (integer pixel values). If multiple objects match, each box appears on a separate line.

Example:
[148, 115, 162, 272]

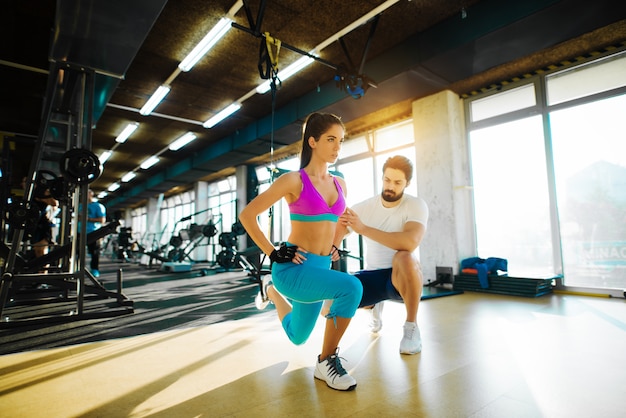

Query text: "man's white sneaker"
[369, 301, 384, 333]
[255, 274, 273, 310]
[399, 321, 422, 354]
[314, 348, 357, 391]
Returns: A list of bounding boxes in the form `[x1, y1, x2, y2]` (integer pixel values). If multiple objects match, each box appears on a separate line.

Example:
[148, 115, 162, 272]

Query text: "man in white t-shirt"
[336, 155, 429, 354]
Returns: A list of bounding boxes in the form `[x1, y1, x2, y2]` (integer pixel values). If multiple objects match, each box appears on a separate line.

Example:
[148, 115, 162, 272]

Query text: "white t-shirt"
[352, 194, 429, 270]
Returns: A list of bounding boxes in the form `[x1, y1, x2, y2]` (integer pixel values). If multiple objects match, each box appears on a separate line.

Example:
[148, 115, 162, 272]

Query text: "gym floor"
[1, 259, 625, 417]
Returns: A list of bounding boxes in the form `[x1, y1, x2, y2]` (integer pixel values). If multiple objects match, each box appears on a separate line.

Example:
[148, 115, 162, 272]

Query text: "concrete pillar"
[412, 90, 475, 281]
[235, 165, 248, 251]
[193, 181, 209, 261]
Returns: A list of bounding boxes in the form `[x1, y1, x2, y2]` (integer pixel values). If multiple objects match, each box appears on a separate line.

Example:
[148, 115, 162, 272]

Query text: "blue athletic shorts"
[354, 268, 402, 307]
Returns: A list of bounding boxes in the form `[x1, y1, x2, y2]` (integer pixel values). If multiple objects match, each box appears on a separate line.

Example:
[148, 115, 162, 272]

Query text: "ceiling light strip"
[140, 155, 160, 169]
[99, 150, 113, 164]
[256, 56, 315, 94]
[121, 172, 137, 182]
[316, 0, 400, 52]
[169, 132, 197, 151]
[139, 85, 171, 115]
[178, 17, 233, 72]
[174, 0, 243, 73]
[203, 103, 241, 128]
[115, 122, 139, 143]
[108, 182, 121, 192]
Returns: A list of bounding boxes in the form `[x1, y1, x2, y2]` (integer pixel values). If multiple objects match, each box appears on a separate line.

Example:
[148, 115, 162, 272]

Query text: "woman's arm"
[239, 172, 298, 256]
[330, 176, 349, 260]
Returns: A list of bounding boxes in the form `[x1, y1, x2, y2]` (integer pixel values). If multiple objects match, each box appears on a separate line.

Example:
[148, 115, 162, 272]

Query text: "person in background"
[331, 155, 429, 355]
[239, 112, 363, 391]
[86, 189, 106, 277]
[21, 176, 59, 262]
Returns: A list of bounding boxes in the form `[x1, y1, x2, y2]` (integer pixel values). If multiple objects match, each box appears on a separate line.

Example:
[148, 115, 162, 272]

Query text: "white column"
[412, 90, 475, 282]
[193, 181, 209, 261]
[235, 165, 248, 251]
[139, 195, 163, 265]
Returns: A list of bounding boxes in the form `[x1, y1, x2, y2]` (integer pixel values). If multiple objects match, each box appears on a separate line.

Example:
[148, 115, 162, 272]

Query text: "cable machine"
[227, 0, 382, 286]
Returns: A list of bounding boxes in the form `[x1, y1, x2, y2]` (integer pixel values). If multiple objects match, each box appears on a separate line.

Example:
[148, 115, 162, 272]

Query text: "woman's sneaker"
[255, 275, 273, 310]
[314, 348, 357, 391]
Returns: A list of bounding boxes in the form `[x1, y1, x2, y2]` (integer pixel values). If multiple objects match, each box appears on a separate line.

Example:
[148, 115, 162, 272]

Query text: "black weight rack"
[0, 60, 134, 324]
[0, 2, 171, 325]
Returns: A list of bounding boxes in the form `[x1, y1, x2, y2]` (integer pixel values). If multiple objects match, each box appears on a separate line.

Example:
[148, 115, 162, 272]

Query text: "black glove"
[270, 243, 297, 264]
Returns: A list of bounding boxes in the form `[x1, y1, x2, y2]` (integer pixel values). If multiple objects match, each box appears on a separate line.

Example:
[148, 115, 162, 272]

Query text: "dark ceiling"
[1, 0, 625, 212]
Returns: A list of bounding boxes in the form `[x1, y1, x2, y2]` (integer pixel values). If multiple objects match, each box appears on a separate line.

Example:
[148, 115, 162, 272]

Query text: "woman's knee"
[289, 334, 309, 346]
[329, 276, 362, 318]
[282, 315, 313, 345]
[342, 275, 363, 303]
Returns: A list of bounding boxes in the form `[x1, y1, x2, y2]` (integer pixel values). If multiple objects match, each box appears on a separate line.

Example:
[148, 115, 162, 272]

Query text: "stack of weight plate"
[453, 274, 555, 297]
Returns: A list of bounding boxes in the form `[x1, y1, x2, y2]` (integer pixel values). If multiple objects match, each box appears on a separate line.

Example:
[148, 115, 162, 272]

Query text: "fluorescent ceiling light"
[107, 182, 120, 192]
[99, 150, 113, 164]
[178, 18, 232, 72]
[139, 85, 171, 116]
[121, 172, 137, 183]
[256, 56, 315, 94]
[140, 155, 160, 169]
[97, 191, 108, 199]
[203, 103, 241, 128]
[169, 132, 197, 151]
[115, 122, 139, 143]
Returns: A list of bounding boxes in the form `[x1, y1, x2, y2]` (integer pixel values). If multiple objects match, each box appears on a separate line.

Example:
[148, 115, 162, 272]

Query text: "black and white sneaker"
[255, 274, 273, 310]
[314, 348, 357, 391]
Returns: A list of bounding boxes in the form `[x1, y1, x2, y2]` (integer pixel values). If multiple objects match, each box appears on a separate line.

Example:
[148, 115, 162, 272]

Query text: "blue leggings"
[271, 251, 363, 345]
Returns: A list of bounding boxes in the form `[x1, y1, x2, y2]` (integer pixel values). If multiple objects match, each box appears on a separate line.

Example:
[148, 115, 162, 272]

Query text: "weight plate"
[60, 148, 103, 184]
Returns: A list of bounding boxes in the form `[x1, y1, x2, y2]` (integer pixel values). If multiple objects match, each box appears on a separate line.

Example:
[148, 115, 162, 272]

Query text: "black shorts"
[354, 268, 402, 307]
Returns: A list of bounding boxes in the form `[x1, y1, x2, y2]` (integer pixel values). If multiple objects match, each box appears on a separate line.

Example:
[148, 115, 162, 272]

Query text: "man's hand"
[339, 208, 365, 234]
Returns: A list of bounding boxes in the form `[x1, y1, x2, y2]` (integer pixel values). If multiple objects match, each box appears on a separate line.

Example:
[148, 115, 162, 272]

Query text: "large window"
[469, 116, 553, 276]
[208, 177, 237, 232]
[159, 191, 195, 246]
[130, 207, 147, 243]
[466, 49, 626, 292]
[550, 93, 626, 289]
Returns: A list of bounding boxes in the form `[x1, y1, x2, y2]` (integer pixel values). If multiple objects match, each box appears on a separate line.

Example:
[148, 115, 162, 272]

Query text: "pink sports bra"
[289, 169, 346, 222]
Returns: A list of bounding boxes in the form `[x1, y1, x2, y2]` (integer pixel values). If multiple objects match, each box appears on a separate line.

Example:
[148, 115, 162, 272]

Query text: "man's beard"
[381, 190, 403, 203]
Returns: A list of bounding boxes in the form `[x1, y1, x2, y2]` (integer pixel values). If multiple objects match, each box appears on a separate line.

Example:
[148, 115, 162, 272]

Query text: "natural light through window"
[470, 116, 554, 276]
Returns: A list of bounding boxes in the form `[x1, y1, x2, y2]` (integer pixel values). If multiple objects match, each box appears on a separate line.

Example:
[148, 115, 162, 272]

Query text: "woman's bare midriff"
[287, 221, 336, 255]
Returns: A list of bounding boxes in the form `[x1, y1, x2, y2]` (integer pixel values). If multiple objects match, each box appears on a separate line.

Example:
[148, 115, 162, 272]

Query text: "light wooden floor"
[1, 291, 625, 417]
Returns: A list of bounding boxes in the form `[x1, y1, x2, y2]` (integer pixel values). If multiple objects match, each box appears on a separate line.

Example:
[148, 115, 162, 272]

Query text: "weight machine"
[0, 61, 133, 323]
[139, 209, 222, 267]
[137, 200, 267, 277]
